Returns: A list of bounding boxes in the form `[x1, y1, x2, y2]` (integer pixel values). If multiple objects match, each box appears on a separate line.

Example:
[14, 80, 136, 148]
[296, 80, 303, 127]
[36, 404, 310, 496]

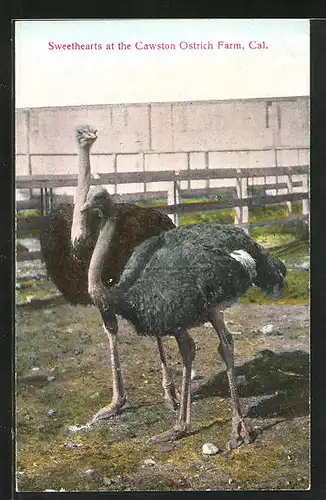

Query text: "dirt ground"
[16, 300, 310, 492]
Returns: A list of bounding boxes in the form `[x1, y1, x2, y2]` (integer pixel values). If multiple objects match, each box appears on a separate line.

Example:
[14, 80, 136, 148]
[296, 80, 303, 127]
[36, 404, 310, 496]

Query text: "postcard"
[15, 19, 310, 492]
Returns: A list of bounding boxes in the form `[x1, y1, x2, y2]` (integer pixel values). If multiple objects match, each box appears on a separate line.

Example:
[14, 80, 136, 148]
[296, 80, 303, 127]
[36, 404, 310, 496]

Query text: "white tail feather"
[230, 249, 257, 280]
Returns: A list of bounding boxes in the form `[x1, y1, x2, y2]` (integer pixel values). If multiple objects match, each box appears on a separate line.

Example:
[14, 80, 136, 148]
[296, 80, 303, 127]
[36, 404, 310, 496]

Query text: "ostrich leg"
[156, 338, 181, 410]
[148, 331, 195, 444]
[209, 308, 253, 450]
[89, 318, 127, 423]
[219, 310, 241, 344]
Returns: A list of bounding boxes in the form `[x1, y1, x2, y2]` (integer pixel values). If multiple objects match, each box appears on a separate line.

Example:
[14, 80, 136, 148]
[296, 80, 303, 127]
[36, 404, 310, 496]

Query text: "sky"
[15, 19, 309, 108]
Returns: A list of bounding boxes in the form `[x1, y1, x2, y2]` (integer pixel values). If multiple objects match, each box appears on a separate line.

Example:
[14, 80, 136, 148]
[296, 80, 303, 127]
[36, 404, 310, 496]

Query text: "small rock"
[64, 442, 83, 449]
[144, 458, 156, 466]
[261, 324, 274, 335]
[202, 442, 220, 455]
[83, 468, 96, 477]
[228, 478, 234, 484]
[32, 367, 40, 372]
[294, 260, 310, 271]
[66, 328, 73, 334]
[67, 423, 90, 433]
[103, 477, 114, 486]
[47, 375, 56, 382]
[204, 322, 211, 328]
[43, 309, 53, 315]
[46, 409, 56, 418]
[191, 369, 196, 380]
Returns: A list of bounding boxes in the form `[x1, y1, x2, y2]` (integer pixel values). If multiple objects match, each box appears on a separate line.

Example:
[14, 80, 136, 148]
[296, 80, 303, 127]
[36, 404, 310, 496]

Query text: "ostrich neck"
[71, 145, 92, 247]
[88, 215, 117, 303]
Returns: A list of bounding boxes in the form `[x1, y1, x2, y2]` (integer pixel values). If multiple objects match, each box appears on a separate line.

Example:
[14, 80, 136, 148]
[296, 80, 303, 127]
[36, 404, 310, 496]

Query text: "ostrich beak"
[81, 202, 91, 213]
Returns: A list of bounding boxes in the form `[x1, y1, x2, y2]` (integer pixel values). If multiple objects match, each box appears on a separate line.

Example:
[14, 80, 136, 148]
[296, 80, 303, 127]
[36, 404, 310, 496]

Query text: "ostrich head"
[76, 124, 98, 148]
[81, 186, 116, 220]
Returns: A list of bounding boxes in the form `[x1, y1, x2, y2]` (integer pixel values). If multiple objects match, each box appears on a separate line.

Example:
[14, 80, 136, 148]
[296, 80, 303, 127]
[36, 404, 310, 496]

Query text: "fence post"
[187, 152, 191, 190]
[40, 188, 44, 216]
[235, 169, 242, 225]
[205, 151, 209, 194]
[241, 175, 249, 234]
[113, 153, 117, 195]
[285, 172, 293, 215]
[49, 188, 54, 212]
[140, 152, 146, 193]
[174, 172, 180, 227]
[302, 173, 310, 216]
[167, 171, 180, 227]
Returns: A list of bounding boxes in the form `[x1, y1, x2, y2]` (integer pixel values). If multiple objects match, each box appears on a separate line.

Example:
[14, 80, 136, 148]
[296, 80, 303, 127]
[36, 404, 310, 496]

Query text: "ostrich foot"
[147, 424, 190, 445]
[227, 418, 254, 451]
[88, 397, 127, 424]
[164, 383, 181, 410]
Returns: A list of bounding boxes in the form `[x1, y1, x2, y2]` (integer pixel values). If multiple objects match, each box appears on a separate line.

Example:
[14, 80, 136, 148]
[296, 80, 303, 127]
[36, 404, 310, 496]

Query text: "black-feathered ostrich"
[82, 187, 286, 449]
[39, 125, 181, 413]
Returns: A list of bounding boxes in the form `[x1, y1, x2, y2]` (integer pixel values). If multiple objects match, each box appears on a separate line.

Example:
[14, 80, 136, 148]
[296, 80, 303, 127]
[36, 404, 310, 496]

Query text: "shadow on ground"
[193, 349, 309, 420]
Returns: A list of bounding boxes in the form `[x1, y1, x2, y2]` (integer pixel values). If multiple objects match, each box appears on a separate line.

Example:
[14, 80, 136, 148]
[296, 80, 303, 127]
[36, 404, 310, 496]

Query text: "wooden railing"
[16, 164, 309, 261]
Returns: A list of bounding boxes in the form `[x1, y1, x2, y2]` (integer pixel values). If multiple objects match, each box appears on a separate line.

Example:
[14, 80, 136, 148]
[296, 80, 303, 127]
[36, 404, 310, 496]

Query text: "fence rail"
[16, 164, 309, 190]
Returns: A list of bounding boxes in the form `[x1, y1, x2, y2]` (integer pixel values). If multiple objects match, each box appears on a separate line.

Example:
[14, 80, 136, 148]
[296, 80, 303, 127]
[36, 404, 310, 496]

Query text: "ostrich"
[81, 187, 286, 449]
[39, 125, 181, 413]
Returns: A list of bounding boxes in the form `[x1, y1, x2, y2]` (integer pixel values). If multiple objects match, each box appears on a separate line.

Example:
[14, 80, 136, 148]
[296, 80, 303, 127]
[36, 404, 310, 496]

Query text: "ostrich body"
[39, 125, 179, 413]
[82, 187, 286, 449]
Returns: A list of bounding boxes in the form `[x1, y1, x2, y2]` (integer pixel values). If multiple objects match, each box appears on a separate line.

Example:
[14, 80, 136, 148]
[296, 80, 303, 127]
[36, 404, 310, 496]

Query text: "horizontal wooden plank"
[16, 171, 177, 188]
[15, 165, 309, 189]
[115, 191, 168, 203]
[236, 214, 308, 230]
[156, 192, 309, 215]
[254, 181, 305, 192]
[16, 191, 169, 212]
[249, 214, 309, 228]
[16, 251, 41, 261]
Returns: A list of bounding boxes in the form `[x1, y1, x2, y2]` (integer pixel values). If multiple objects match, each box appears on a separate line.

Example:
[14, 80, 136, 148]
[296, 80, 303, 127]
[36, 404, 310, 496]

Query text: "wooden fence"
[16, 162, 309, 262]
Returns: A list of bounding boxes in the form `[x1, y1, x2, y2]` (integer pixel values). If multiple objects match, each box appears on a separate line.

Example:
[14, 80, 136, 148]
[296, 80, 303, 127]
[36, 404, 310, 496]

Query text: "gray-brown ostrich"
[39, 125, 179, 415]
[82, 187, 286, 449]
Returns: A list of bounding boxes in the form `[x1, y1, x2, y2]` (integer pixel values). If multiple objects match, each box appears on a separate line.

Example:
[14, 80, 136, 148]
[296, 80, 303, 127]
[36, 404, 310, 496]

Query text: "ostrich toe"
[147, 424, 190, 445]
[88, 397, 127, 424]
[227, 418, 254, 450]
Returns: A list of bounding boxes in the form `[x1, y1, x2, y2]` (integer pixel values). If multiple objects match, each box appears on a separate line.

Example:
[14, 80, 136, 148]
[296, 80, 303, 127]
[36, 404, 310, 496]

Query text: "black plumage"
[84, 187, 287, 449]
